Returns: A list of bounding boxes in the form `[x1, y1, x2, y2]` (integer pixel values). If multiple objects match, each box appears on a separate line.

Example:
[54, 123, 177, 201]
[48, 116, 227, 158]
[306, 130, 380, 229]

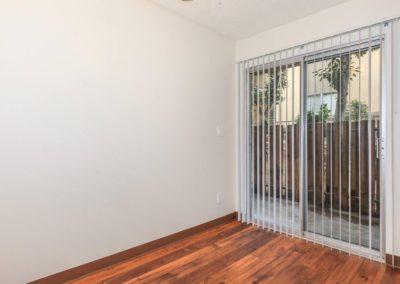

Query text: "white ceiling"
[151, 0, 351, 40]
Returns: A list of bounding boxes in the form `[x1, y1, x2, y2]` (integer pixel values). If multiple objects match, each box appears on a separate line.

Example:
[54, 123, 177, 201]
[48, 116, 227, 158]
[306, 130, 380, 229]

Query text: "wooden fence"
[252, 120, 380, 217]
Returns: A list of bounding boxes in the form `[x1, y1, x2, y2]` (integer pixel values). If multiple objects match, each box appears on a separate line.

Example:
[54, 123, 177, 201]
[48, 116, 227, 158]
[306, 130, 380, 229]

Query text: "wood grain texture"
[29, 213, 237, 284]
[67, 221, 400, 284]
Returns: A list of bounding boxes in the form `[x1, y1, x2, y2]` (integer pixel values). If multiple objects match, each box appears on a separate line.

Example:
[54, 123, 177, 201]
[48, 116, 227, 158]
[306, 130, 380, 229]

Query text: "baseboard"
[29, 212, 237, 284]
[386, 254, 400, 270]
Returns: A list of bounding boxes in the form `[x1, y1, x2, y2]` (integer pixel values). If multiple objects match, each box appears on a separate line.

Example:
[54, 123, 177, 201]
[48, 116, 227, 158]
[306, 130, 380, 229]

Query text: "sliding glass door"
[237, 23, 389, 260]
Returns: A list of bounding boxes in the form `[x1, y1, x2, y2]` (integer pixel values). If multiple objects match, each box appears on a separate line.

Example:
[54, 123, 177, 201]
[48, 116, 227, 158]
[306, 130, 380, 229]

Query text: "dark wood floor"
[69, 221, 400, 283]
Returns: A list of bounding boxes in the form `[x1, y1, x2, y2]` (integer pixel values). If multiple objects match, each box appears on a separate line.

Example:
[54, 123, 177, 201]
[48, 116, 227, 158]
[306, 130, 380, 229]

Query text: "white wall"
[0, 1, 235, 283]
[235, 0, 400, 257]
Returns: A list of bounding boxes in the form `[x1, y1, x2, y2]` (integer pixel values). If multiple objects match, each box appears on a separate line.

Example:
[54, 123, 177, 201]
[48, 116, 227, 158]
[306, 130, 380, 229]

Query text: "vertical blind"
[237, 18, 399, 263]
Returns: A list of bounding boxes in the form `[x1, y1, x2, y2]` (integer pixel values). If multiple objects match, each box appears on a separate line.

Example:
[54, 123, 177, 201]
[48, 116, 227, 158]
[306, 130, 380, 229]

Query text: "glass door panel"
[303, 45, 381, 252]
[250, 58, 302, 233]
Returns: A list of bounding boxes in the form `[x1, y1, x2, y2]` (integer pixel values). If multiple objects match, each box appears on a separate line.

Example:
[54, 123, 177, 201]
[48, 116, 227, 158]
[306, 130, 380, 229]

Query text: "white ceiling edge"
[150, 0, 351, 40]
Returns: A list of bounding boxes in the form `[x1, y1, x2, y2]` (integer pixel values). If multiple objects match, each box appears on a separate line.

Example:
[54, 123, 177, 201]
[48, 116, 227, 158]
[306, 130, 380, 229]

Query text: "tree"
[298, 103, 332, 123]
[313, 55, 359, 121]
[344, 99, 369, 121]
[317, 103, 332, 122]
[252, 70, 288, 126]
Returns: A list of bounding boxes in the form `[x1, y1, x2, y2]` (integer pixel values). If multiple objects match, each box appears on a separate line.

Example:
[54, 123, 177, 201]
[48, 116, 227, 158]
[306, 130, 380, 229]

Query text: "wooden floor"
[69, 221, 400, 284]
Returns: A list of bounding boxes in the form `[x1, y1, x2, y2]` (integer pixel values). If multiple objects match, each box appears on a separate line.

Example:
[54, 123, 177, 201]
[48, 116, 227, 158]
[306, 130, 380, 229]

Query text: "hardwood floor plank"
[105, 224, 255, 283]
[251, 245, 343, 284]
[168, 228, 264, 278]
[120, 227, 263, 284]
[324, 254, 364, 284]
[243, 245, 304, 283]
[243, 242, 320, 283]
[65, 221, 400, 284]
[380, 268, 400, 284]
[70, 221, 243, 284]
[205, 235, 294, 284]
[174, 229, 276, 283]
[298, 248, 347, 283]
[350, 259, 387, 284]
